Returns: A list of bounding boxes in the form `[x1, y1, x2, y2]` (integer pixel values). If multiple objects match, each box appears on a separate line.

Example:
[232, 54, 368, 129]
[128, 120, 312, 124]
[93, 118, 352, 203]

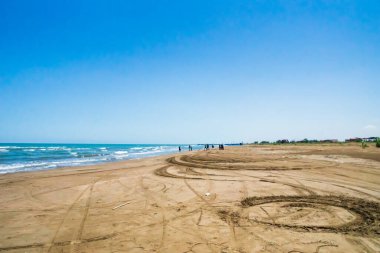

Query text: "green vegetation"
[251, 137, 379, 146]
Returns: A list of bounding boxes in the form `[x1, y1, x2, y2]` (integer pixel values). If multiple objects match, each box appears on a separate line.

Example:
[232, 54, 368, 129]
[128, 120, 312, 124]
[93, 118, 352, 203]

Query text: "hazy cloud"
[363, 125, 377, 130]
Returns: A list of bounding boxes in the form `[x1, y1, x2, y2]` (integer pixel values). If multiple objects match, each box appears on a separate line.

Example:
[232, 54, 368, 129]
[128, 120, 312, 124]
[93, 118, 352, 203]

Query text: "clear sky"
[0, 0, 379, 144]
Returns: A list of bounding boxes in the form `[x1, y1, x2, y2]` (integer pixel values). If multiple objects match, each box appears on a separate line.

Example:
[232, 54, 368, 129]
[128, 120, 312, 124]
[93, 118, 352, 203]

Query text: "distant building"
[345, 137, 363, 142]
[321, 139, 338, 143]
[363, 137, 378, 142]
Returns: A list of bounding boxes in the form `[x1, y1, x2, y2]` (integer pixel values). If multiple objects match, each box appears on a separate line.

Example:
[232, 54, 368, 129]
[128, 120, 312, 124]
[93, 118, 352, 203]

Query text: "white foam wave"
[131, 150, 163, 156]
[112, 151, 129, 159]
[130, 147, 143, 150]
[114, 151, 128, 155]
[47, 147, 71, 151]
[0, 162, 54, 173]
[0, 156, 113, 174]
[50, 157, 109, 166]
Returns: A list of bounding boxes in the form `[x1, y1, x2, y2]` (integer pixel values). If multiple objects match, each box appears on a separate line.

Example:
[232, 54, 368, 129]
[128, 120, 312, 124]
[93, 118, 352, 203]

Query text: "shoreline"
[0, 143, 197, 175]
[0, 150, 191, 181]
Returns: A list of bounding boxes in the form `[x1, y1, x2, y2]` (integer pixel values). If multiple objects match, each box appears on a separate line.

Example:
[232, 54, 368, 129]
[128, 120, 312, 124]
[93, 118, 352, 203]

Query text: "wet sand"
[0, 143, 379, 252]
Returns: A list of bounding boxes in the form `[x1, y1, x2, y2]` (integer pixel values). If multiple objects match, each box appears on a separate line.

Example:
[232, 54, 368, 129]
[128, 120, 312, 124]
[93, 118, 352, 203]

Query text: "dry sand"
[0, 143, 379, 252]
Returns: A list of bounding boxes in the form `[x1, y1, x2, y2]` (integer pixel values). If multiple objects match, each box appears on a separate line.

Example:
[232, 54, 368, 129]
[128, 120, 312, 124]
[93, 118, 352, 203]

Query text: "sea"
[0, 143, 202, 174]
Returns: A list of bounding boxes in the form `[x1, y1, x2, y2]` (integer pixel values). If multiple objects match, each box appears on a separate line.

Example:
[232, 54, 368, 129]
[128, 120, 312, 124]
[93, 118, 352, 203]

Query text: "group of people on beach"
[178, 144, 224, 152]
[204, 144, 224, 150]
[178, 145, 192, 152]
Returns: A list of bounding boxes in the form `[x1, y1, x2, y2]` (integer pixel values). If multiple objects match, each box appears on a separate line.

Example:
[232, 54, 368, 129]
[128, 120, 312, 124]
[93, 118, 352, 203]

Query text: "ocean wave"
[0, 146, 13, 149]
[0, 162, 54, 173]
[0, 148, 8, 152]
[50, 157, 108, 166]
[47, 147, 70, 151]
[0, 146, 25, 150]
[114, 151, 129, 155]
[112, 151, 129, 159]
[0, 156, 111, 174]
[113, 155, 129, 160]
[130, 150, 163, 156]
[130, 147, 143, 150]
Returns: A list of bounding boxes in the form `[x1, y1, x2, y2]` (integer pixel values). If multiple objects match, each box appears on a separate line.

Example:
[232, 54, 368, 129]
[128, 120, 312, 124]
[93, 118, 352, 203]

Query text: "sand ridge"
[0, 143, 379, 252]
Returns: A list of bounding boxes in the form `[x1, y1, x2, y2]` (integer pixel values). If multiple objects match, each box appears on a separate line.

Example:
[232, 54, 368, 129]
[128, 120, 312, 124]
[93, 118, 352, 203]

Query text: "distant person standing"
[189, 145, 192, 151]
[179, 146, 181, 152]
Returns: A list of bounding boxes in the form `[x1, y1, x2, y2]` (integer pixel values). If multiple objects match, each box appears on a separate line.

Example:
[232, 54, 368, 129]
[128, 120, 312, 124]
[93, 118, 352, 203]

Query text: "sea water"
[0, 143, 202, 174]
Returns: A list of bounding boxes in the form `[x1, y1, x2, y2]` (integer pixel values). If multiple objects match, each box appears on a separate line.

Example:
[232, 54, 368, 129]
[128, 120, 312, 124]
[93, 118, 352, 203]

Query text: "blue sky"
[0, 0, 379, 144]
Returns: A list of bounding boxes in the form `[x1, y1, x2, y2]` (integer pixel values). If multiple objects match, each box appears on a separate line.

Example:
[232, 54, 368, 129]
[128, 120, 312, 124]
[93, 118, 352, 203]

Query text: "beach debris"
[205, 192, 210, 197]
[112, 202, 130, 210]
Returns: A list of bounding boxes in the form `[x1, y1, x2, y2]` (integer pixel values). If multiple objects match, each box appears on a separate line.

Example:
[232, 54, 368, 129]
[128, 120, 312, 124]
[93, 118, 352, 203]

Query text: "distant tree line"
[251, 136, 380, 147]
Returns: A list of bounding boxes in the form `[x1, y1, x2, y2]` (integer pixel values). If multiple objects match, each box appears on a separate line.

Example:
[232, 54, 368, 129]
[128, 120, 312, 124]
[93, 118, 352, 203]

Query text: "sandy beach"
[0, 143, 379, 252]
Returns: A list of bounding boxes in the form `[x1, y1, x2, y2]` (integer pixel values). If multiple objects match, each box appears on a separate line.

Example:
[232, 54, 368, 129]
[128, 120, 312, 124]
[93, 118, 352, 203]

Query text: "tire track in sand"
[70, 179, 100, 253]
[139, 176, 168, 253]
[69, 174, 113, 253]
[46, 184, 91, 253]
